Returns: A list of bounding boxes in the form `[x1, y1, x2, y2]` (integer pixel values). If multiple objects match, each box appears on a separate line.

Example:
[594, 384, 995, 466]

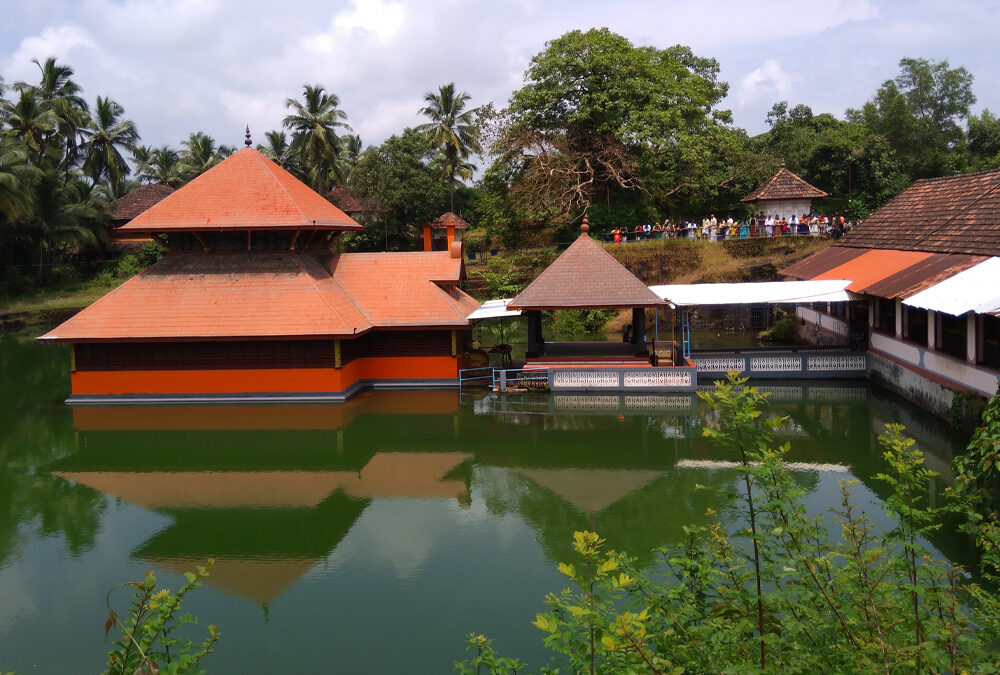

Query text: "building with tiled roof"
[422, 212, 470, 251]
[326, 186, 386, 222]
[742, 163, 829, 221]
[780, 169, 1000, 417]
[41, 145, 480, 403]
[106, 183, 176, 251]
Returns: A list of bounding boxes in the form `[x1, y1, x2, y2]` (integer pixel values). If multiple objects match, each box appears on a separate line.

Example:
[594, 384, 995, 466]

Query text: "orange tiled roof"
[812, 249, 935, 292]
[40, 250, 476, 342]
[425, 212, 471, 230]
[742, 165, 829, 202]
[119, 148, 363, 232]
[329, 251, 479, 328]
[107, 184, 176, 221]
[509, 225, 665, 309]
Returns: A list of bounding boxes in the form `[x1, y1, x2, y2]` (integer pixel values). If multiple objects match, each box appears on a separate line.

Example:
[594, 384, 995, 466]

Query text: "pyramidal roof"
[120, 147, 363, 232]
[742, 164, 829, 203]
[509, 220, 665, 310]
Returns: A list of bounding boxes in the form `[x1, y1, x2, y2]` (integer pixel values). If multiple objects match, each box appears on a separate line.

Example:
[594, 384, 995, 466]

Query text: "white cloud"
[1, 24, 97, 81]
[736, 59, 793, 107]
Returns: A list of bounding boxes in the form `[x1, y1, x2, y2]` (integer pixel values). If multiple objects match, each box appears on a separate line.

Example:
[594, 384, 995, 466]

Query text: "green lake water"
[0, 337, 974, 673]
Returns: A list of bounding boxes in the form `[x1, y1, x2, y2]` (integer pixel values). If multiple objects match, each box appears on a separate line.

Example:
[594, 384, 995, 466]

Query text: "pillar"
[423, 225, 432, 251]
[868, 300, 876, 329]
[895, 299, 903, 338]
[446, 225, 456, 250]
[631, 308, 646, 346]
[967, 313, 977, 364]
[526, 310, 542, 357]
[927, 310, 936, 350]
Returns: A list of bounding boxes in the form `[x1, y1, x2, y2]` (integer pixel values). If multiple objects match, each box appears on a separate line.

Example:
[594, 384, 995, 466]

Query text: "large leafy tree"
[848, 57, 975, 178]
[81, 95, 139, 196]
[282, 84, 351, 193]
[257, 130, 298, 172]
[347, 128, 449, 251]
[418, 83, 481, 211]
[968, 109, 1000, 169]
[486, 29, 742, 230]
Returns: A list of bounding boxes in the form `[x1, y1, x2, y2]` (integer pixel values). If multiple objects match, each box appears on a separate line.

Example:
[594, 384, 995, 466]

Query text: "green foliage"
[346, 128, 449, 251]
[460, 373, 1000, 673]
[477, 256, 524, 298]
[103, 560, 220, 675]
[548, 309, 617, 339]
[140, 241, 164, 266]
[455, 634, 528, 675]
[757, 309, 798, 342]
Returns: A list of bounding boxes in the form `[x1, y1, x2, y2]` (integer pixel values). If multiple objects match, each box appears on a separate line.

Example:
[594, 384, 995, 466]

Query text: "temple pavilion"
[742, 162, 829, 221]
[41, 136, 480, 403]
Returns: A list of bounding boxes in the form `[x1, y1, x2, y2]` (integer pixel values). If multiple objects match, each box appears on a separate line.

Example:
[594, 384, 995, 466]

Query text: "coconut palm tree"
[136, 145, 183, 187]
[80, 96, 139, 196]
[257, 130, 297, 172]
[19, 58, 89, 170]
[179, 132, 233, 181]
[282, 84, 351, 193]
[1, 89, 59, 163]
[0, 137, 37, 222]
[417, 82, 482, 211]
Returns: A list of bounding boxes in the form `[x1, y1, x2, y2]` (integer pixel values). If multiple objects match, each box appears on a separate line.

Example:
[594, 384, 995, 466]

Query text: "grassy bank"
[464, 236, 830, 300]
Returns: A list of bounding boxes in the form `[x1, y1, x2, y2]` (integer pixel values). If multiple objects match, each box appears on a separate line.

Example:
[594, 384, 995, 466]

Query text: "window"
[904, 306, 928, 347]
[876, 297, 895, 335]
[981, 315, 1000, 370]
[937, 313, 967, 360]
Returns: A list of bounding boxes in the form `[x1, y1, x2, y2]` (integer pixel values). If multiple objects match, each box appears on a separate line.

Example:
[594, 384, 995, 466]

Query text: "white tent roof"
[649, 280, 859, 308]
[903, 257, 1000, 317]
[467, 298, 523, 321]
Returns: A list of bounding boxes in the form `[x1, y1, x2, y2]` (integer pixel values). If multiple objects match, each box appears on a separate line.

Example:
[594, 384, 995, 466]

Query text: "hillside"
[464, 236, 832, 300]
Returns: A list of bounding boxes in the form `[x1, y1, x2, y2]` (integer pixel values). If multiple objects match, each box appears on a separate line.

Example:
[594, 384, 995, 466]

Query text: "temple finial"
[581, 216, 589, 235]
[245, 125, 252, 147]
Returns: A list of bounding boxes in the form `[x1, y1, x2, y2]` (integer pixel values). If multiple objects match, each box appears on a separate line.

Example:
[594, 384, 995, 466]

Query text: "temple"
[40, 143, 480, 403]
[741, 162, 829, 221]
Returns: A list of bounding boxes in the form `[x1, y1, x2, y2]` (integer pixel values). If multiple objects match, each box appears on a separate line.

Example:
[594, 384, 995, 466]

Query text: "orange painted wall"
[70, 356, 458, 396]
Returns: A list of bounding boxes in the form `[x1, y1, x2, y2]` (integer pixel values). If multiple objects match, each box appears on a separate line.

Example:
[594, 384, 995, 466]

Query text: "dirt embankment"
[464, 236, 831, 300]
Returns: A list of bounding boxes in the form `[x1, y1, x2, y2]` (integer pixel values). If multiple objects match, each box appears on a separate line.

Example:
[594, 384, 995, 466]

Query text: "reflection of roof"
[425, 212, 470, 230]
[119, 148, 362, 232]
[107, 184, 176, 221]
[650, 280, 858, 307]
[509, 226, 666, 310]
[41, 250, 478, 341]
[517, 468, 663, 513]
[56, 453, 470, 508]
[148, 556, 318, 605]
[841, 169, 1000, 255]
[742, 166, 828, 202]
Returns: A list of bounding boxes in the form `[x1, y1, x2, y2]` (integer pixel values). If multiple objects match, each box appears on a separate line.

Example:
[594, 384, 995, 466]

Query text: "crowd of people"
[603, 214, 856, 244]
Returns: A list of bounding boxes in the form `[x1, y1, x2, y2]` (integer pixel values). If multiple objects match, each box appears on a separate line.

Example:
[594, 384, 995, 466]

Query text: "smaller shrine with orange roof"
[40, 131, 480, 403]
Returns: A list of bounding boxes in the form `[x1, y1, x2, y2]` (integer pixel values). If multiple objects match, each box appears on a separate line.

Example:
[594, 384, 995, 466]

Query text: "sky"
[1, 0, 998, 153]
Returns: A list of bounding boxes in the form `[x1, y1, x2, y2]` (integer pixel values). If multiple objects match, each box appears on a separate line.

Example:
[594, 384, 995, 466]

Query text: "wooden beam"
[247, 230, 252, 251]
[334, 339, 342, 368]
[153, 234, 170, 251]
[193, 232, 210, 252]
[290, 230, 301, 251]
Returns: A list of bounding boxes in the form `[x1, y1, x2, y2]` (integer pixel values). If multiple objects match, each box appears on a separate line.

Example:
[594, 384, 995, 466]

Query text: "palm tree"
[19, 58, 89, 170]
[80, 96, 139, 196]
[282, 84, 351, 193]
[179, 132, 232, 181]
[417, 82, 482, 211]
[0, 137, 37, 222]
[1, 89, 59, 163]
[137, 145, 183, 186]
[257, 130, 297, 172]
[331, 133, 363, 186]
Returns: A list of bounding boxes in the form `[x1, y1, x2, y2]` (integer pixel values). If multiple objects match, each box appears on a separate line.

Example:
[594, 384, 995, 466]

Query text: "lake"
[0, 337, 973, 673]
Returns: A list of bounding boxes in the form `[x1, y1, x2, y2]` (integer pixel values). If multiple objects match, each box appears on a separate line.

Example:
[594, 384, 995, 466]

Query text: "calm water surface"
[0, 337, 973, 673]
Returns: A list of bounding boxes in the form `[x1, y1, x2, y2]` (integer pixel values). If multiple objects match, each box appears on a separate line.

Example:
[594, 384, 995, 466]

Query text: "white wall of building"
[756, 199, 813, 221]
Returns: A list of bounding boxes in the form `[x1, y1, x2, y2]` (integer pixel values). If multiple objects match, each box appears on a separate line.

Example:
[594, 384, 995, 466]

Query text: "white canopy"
[649, 280, 859, 308]
[467, 298, 523, 321]
[903, 257, 1000, 317]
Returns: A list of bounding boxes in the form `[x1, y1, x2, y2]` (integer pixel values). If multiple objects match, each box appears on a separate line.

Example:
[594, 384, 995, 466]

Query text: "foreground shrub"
[458, 373, 1000, 673]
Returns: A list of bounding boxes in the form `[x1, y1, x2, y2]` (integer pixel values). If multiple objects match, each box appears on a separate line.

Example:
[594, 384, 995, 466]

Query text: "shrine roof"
[509, 222, 665, 310]
[742, 165, 829, 202]
[119, 148, 362, 233]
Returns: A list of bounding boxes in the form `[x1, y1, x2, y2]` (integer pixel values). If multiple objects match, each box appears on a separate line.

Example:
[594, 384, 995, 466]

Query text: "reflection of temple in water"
[51, 383, 967, 600]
